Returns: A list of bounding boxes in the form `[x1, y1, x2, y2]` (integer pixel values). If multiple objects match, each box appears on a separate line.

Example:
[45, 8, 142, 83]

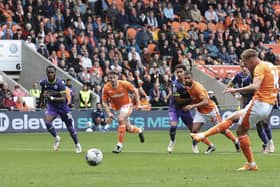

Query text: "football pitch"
[0, 130, 280, 187]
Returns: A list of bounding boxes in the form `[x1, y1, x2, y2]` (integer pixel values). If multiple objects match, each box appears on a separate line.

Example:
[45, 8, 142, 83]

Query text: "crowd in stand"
[0, 77, 30, 111]
[0, 0, 280, 108]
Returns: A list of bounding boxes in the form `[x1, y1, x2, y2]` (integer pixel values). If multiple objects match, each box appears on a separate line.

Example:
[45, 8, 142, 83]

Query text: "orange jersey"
[186, 81, 216, 114]
[102, 80, 136, 110]
[253, 61, 278, 105]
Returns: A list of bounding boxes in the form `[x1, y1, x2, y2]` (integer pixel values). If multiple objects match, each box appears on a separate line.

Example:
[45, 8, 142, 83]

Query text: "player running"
[184, 70, 240, 154]
[40, 65, 82, 153]
[191, 49, 278, 170]
[102, 70, 144, 153]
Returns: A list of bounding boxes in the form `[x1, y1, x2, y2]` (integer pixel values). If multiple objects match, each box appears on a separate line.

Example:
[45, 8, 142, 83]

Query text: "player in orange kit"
[102, 70, 144, 153]
[191, 49, 278, 170]
[184, 70, 240, 154]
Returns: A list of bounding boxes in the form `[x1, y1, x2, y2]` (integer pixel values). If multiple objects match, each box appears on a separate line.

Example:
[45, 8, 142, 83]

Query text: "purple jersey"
[169, 79, 191, 109]
[40, 78, 69, 109]
[169, 79, 193, 125]
[231, 72, 253, 107]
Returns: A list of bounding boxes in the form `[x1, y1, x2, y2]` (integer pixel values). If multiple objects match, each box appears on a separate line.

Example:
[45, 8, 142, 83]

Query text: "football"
[85, 148, 103, 166]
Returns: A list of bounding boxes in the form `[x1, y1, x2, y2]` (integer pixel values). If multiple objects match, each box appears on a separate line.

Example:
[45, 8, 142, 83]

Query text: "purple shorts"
[46, 104, 70, 117]
[169, 107, 193, 126]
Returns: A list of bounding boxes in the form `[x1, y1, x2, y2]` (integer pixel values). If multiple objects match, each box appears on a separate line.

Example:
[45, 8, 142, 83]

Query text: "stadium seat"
[170, 21, 181, 32]
[147, 43, 157, 53]
[263, 44, 280, 54]
[237, 23, 250, 33]
[207, 22, 217, 33]
[181, 22, 190, 31]
[216, 22, 225, 31]
[126, 27, 137, 40]
[107, 0, 124, 11]
[224, 16, 233, 27]
[197, 22, 207, 32]
[190, 22, 198, 29]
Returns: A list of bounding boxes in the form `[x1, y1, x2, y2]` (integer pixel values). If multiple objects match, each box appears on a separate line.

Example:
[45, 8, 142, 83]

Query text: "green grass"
[0, 130, 280, 187]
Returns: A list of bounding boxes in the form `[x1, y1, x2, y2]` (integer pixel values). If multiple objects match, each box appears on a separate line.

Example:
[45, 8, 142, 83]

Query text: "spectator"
[205, 5, 219, 23]
[37, 43, 49, 58]
[180, 3, 192, 22]
[2, 92, 16, 111]
[116, 8, 130, 32]
[49, 50, 59, 66]
[163, 2, 175, 22]
[78, 67, 92, 86]
[56, 43, 70, 61]
[129, 8, 141, 28]
[138, 12, 147, 26]
[221, 72, 233, 85]
[218, 47, 231, 64]
[265, 48, 276, 64]
[146, 10, 158, 29]
[79, 84, 92, 109]
[107, 1, 119, 29]
[206, 39, 219, 59]
[228, 46, 239, 65]
[29, 82, 41, 108]
[190, 4, 202, 22]
[128, 47, 141, 62]
[15, 97, 26, 111]
[0, 82, 12, 99]
[91, 102, 110, 131]
[80, 51, 93, 69]
[68, 67, 79, 79]
[216, 3, 227, 22]
[25, 35, 36, 51]
[142, 74, 153, 96]
[176, 25, 189, 42]
[150, 63, 164, 84]
[149, 82, 167, 107]
[136, 25, 153, 49]
[66, 79, 75, 108]
[139, 95, 151, 111]
[12, 85, 26, 98]
[90, 69, 103, 87]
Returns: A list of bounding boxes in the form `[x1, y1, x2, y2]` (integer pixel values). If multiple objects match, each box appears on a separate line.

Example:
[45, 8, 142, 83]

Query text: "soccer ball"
[85, 148, 103, 166]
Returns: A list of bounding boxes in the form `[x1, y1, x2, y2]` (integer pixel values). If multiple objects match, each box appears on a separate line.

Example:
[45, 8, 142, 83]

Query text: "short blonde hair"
[241, 49, 258, 61]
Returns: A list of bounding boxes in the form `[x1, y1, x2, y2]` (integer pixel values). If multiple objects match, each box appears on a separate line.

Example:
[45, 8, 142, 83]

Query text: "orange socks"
[239, 135, 254, 163]
[118, 125, 126, 144]
[205, 119, 233, 137]
[202, 137, 213, 146]
[118, 123, 141, 145]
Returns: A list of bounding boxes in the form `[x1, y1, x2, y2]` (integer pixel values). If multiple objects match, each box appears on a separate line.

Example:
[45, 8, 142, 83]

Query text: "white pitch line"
[1, 148, 280, 156]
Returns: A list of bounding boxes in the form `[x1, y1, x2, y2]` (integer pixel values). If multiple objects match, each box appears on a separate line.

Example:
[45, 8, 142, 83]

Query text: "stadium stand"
[0, 0, 279, 110]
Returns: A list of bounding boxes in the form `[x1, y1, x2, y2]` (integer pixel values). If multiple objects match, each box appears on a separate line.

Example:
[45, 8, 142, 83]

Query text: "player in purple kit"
[167, 64, 197, 153]
[40, 65, 82, 153]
